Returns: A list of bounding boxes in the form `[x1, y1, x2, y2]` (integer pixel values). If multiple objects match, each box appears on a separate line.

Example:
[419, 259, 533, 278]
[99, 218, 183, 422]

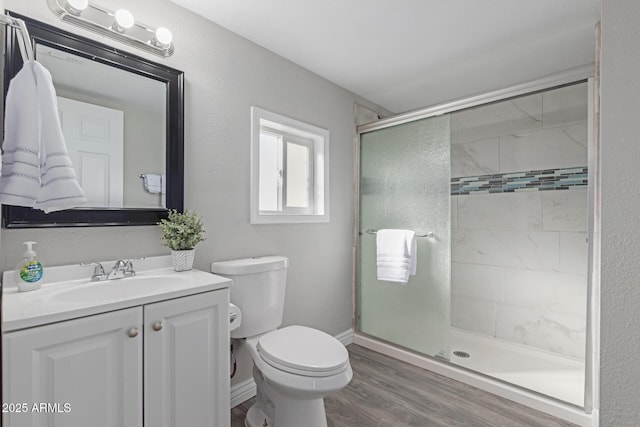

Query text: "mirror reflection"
[36, 44, 167, 209]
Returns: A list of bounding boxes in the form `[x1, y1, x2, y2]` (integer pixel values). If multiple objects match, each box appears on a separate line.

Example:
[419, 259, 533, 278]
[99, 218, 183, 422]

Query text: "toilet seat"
[257, 325, 349, 377]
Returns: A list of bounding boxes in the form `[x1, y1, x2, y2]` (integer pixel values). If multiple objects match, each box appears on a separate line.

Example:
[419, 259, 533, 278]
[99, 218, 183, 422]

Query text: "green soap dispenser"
[16, 241, 44, 292]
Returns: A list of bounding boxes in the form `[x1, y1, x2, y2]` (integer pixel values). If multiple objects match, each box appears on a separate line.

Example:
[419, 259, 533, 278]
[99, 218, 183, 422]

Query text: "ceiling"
[169, 0, 601, 114]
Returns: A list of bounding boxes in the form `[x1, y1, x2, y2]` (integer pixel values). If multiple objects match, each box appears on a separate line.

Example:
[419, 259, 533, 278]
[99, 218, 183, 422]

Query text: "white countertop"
[2, 256, 231, 332]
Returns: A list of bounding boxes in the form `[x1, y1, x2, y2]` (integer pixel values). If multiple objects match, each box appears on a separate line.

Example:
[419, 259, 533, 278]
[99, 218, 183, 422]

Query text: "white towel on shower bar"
[376, 229, 417, 284]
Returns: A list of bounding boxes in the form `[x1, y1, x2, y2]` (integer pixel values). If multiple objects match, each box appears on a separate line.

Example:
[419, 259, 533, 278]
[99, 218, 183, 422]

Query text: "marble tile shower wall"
[450, 83, 588, 359]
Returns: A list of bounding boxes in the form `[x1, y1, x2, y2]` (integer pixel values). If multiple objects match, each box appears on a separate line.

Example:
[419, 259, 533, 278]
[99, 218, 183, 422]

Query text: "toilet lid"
[257, 325, 349, 377]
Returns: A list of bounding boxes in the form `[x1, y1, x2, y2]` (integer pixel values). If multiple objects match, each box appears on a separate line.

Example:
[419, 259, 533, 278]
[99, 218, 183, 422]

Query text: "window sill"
[250, 213, 330, 224]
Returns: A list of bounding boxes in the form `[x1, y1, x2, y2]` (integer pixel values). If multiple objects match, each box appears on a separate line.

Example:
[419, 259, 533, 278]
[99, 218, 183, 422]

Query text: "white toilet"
[211, 256, 352, 427]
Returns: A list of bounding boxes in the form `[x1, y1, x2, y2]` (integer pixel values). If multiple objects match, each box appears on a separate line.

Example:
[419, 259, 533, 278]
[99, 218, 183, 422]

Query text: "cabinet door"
[3, 308, 143, 427]
[144, 290, 230, 427]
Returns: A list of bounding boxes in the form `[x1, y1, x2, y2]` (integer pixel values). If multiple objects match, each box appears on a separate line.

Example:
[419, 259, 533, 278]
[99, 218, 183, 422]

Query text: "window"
[251, 107, 329, 224]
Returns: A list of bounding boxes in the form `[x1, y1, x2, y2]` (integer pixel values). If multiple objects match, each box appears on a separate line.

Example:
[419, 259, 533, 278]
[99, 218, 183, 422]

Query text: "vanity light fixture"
[153, 27, 173, 48]
[112, 9, 134, 33]
[64, 0, 88, 16]
[47, 0, 174, 57]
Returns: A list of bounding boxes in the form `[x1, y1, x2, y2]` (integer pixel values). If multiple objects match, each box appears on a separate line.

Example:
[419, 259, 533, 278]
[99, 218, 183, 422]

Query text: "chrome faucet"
[81, 262, 108, 282]
[81, 258, 143, 281]
[107, 260, 130, 280]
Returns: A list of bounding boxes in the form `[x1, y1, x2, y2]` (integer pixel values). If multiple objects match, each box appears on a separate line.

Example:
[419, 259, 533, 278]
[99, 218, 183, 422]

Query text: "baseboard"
[230, 328, 355, 409]
[590, 409, 599, 427]
[335, 328, 354, 346]
[230, 378, 256, 409]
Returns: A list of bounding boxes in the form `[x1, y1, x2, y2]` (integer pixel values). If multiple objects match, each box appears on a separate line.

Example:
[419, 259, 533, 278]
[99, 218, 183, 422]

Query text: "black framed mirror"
[2, 13, 184, 228]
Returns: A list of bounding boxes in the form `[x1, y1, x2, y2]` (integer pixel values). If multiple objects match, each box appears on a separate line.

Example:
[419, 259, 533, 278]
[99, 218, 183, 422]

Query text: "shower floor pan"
[449, 328, 585, 406]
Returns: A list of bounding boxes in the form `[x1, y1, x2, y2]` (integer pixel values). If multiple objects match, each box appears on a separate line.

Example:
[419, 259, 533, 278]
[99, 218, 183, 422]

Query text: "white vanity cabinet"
[144, 290, 230, 427]
[2, 290, 230, 427]
[3, 307, 143, 427]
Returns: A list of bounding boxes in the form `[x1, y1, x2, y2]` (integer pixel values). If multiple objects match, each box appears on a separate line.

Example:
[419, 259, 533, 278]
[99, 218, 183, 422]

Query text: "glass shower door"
[358, 115, 451, 359]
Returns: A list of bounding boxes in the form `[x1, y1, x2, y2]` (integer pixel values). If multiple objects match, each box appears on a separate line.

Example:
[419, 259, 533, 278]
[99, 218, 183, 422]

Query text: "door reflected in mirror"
[37, 44, 167, 209]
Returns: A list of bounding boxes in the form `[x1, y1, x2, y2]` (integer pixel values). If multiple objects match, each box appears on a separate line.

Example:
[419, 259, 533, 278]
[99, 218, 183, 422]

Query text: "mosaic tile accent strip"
[451, 166, 588, 196]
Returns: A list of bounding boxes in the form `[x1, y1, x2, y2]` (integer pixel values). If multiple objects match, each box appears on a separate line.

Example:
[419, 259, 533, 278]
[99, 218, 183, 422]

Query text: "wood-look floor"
[231, 344, 577, 427]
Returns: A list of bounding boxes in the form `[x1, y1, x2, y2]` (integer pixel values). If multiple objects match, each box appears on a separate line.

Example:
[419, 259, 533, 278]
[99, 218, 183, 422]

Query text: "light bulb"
[113, 9, 134, 32]
[154, 27, 173, 46]
[65, 0, 88, 16]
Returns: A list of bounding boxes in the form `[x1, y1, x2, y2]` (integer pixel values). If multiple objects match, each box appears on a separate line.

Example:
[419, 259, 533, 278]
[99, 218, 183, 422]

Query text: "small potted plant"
[158, 209, 206, 271]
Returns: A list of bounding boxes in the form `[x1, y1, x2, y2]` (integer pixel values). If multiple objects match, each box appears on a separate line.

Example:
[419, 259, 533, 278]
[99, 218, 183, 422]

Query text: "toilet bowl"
[245, 326, 352, 427]
[210, 256, 353, 427]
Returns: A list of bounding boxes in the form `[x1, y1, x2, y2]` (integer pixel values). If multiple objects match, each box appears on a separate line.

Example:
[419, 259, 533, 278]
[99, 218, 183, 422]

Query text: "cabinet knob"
[127, 327, 139, 338]
[152, 320, 164, 332]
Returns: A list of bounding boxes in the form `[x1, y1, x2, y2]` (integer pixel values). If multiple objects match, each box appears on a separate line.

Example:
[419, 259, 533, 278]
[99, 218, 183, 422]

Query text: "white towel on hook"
[0, 18, 41, 206]
[0, 61, 43, 207]
[376, 229, 417, 284]
[0, 61, 86, 212]
[32, 61, 86, 212]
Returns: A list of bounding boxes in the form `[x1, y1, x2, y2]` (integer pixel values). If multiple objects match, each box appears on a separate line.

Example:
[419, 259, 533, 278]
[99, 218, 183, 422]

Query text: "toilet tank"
[211, 256, 288, 339]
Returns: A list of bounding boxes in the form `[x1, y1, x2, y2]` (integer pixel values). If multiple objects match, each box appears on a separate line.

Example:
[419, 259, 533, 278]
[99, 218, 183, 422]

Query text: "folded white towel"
[0, 61, 86, 212]
[32, 61, 86, 213]
[143, 173, 164, 194]
[0, 62, 41, 207]
[376, 229, 417, 284]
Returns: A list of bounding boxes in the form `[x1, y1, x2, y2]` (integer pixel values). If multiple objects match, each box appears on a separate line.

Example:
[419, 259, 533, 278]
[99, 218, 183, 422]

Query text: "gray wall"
[0, 0, 387, 387]
[600, 0, 640, 425]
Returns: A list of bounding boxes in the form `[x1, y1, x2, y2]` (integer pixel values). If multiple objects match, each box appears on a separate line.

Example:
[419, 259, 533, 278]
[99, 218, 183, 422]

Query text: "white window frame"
[251, 107, 330, 224]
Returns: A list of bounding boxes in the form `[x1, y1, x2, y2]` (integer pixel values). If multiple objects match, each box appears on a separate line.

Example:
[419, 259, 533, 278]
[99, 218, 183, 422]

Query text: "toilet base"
[245, 405, 269, 427]
[245, 364, 329, 427]
[244, 400, 328, 427]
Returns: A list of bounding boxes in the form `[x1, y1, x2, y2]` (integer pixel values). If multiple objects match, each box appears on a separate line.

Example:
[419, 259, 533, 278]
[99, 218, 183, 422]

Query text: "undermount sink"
[49, 274, 191, 303]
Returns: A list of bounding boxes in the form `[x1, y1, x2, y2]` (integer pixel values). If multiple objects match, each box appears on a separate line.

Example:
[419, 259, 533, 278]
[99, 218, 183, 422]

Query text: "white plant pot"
[171, 249, 195, 271]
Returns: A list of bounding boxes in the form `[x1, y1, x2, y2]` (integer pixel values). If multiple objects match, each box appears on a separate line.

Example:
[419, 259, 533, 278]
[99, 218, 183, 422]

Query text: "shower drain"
[453, 350, 470, 358]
